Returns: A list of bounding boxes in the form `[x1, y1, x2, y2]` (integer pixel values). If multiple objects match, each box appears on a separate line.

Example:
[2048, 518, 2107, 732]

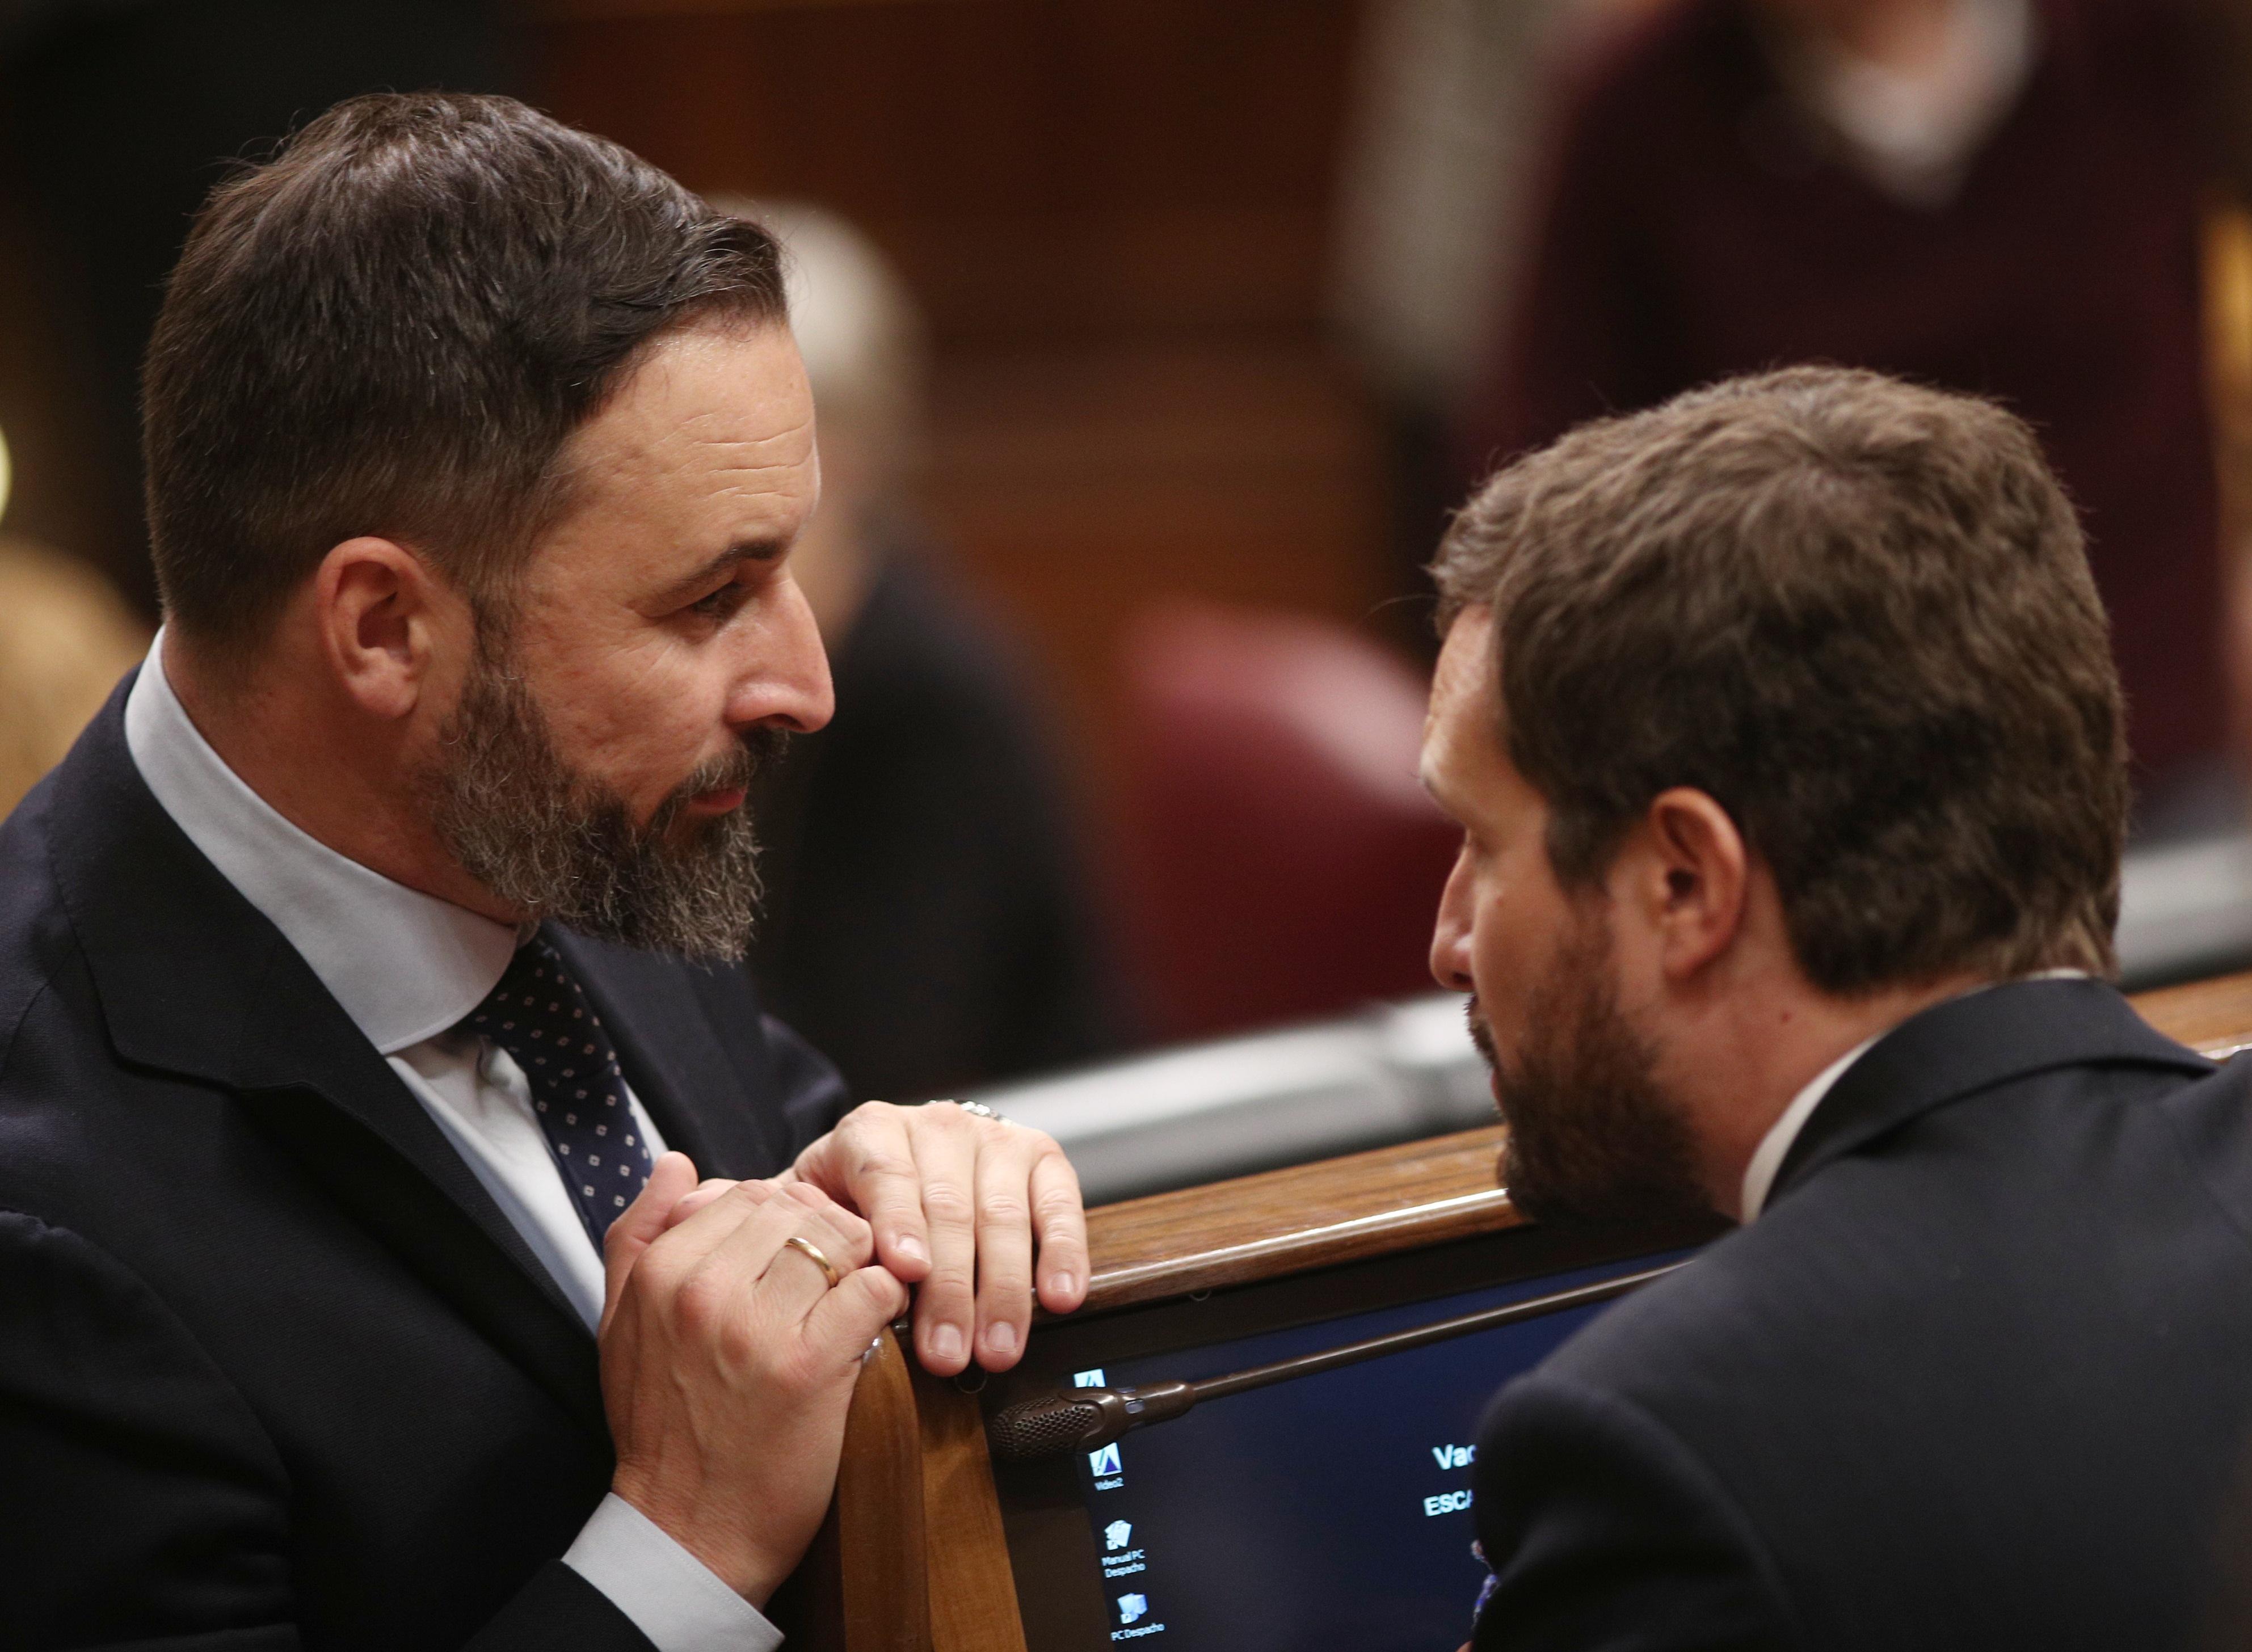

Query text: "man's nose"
[1429, 851, 1475, 993]
[730, 573, 834, 736]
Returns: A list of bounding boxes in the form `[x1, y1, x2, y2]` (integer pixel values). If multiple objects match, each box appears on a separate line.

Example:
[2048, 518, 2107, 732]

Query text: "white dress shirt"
[124, 634, 780, 1652]
[1738, 969, 2090, 1222]
[1773, 0, 2035, 208]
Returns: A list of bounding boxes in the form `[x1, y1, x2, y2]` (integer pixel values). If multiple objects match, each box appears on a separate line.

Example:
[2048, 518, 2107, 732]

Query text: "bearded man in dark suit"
[0, 93, 1087, 1651]
[1421, 366, 2252, 1651]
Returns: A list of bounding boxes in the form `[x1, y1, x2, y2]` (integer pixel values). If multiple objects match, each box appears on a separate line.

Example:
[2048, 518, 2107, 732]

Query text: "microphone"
[985, 1261, 1683, 1463]
[987, 1379, 1197, 1461]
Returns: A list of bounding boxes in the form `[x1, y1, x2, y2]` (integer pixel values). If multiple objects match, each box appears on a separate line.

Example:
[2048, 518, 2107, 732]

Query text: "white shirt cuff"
[563, 1493, 785, 1652]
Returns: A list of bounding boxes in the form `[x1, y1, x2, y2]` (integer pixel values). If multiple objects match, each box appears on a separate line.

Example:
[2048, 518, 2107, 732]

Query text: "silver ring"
[950, 1099, 1008, 1124]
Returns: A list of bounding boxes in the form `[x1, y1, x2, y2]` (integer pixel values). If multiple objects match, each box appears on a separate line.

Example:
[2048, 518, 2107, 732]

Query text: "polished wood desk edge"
[1071, 1125, 1521, 1318]
[2134, 968, 2252, 1057]
[1068, 968, 2252, 1319]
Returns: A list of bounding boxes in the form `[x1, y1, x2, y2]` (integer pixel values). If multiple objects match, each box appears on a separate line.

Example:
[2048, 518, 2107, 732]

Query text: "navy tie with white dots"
[466, 938, 654, 1246]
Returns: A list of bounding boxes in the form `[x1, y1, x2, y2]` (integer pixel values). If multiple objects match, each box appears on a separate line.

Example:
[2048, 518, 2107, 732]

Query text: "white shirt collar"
[123, 631, 520, 1054]
[1738, 1035, 1878, 1223]
[1737, 968, 2089, 1222]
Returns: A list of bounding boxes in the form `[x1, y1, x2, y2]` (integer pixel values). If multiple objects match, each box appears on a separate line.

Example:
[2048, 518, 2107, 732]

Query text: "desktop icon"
[1105, 1519, 1133, 1550]
[1089, 1442, 1123, 1476]
[1118, 1594, 1148, 1625]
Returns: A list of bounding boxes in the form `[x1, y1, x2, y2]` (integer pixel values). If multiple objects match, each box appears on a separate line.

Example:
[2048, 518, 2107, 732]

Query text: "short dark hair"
[1430, 366, 2126, 992]
[143, 91, 788, 658]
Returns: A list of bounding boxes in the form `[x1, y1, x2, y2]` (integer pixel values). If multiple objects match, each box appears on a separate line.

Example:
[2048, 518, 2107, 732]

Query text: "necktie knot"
[466, 939, 653, 1244]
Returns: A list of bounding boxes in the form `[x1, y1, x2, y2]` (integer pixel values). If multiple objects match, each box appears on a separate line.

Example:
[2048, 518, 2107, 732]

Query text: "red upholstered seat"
[1114, 603, 1461, 1042]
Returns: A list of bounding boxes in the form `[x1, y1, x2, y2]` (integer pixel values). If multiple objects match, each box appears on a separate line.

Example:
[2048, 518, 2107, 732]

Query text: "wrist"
[610, 1470, 794, 1607]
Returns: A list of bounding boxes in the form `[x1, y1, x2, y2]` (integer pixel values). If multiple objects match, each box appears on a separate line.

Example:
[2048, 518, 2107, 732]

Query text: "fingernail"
[986, 1321, 1019, 1358]
[896, 1234, 929, 1266]
[931, 1322, 964, 1364]
[1050, 1272, 1080, 1301]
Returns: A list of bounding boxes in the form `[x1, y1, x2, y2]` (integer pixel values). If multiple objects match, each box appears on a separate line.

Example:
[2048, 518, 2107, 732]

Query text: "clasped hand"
[596, 1103, 1087, 1603]
[658, 1099, 1088, 1373]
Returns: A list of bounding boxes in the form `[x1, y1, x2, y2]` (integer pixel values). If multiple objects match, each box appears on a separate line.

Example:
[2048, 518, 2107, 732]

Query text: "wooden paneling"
[924, 343, 1386, 772]
[534, 1, 1360, 345]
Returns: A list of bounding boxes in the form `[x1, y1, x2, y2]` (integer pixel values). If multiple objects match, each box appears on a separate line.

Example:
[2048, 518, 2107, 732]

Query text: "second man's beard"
[1469, 914, 1711, 1225]
[423, 638, 786, 962]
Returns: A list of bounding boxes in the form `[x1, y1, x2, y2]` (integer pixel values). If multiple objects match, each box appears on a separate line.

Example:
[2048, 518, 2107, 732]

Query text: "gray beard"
[1469, 912, 1710, 1225]
[424, 643, 783, 961]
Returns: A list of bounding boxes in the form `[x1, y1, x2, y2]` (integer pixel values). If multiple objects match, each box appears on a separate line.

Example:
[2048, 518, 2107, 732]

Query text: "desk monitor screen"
[1037, 1255, 1677, 1652]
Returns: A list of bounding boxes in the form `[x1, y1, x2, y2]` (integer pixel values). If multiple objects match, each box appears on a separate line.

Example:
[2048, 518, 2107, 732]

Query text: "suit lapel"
[1769, 977, 2215, 1208]
[48, 685, 607, 1440]
[230, 1079, 609, 1442]
[548, 926, 782, 1180]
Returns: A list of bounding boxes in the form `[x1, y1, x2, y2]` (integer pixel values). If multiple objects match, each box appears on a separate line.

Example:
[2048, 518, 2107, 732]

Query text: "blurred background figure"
[1457, 0, 2252, 837]
[0, 534, 148, 812]
[1330, 0, 1592, 638]
[736, 201, 1131, 1100]
[0, 429, 148, 813]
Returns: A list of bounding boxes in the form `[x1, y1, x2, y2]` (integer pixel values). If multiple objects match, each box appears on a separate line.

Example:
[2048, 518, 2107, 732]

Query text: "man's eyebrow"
[650, 538, 787, 608]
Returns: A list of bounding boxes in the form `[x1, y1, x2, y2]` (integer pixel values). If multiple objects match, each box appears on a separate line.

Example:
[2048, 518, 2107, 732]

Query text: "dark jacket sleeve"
[0, 1211, 653, 1652]
[1472, 1374, 1796, 1652]
[763, 1012, 856, 1161]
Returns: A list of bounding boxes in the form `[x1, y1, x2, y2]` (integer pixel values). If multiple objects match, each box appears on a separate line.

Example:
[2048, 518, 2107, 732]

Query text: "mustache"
[1466, 997, 1498, 1068]
[652, 726, 790, 814]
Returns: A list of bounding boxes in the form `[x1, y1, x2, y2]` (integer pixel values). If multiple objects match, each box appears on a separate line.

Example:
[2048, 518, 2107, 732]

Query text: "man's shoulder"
[1476, 1050, 2252, 1643]
[1506, 1215, 1848, 1422]
[0, 761, 213, 1261]
[1534, 1046, 2252, 1404]
[0, 684, 237, 1103]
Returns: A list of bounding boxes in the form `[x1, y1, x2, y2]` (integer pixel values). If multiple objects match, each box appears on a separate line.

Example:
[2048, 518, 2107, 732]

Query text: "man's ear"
[1623, 787, 1750, 983]
[313, 537, 457, 720]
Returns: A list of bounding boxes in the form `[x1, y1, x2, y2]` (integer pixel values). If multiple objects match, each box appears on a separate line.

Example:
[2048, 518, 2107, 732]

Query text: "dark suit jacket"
[1472, 978, 2252, 1651]
[0, 680, 851, 1650]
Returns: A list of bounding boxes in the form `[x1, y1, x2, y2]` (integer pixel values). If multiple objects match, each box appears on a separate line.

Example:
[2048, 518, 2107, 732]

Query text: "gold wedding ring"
[781, 1233, 843, 1289]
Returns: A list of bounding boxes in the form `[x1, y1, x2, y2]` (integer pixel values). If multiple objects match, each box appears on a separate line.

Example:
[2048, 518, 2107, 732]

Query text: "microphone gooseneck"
[985, 1262, 1683, 1463]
